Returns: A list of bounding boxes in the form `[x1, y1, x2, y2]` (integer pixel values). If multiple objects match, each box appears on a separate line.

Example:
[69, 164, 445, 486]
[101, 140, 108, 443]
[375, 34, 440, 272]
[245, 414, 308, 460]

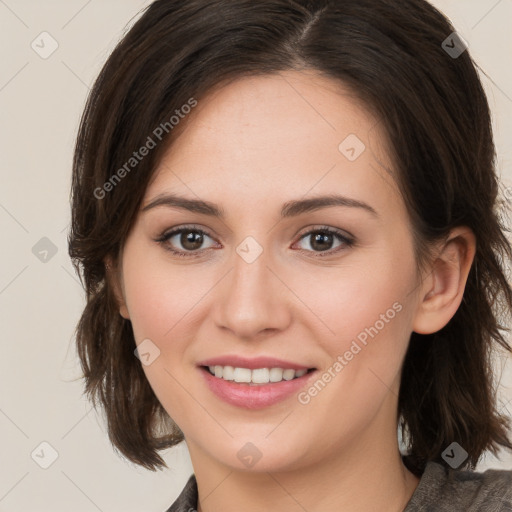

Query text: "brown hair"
[68, 0, 512, 473]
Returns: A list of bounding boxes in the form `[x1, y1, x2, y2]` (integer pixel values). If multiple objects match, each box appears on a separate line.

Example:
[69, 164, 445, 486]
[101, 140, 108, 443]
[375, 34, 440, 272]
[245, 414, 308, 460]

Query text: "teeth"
[269, 368, 283, 382]
[283, 369, 296, 381]
[222, 366, 235, 381]
[252, 368, 270, 384]
[207, 365, 310, 384]
[233, 367, 252, 383]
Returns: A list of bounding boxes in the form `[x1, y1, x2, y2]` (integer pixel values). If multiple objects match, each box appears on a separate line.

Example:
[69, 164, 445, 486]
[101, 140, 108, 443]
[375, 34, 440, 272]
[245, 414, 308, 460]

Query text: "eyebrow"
[141, 193, 379, 218]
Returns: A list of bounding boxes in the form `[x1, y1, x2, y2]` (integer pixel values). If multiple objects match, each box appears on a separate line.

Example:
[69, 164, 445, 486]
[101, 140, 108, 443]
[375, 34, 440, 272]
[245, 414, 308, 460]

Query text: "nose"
[214, 245, 292, 340]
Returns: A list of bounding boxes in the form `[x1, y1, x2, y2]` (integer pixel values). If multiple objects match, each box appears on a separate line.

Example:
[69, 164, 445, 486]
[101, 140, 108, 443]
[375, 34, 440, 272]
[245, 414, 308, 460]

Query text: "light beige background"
[0, 1, 511, 510]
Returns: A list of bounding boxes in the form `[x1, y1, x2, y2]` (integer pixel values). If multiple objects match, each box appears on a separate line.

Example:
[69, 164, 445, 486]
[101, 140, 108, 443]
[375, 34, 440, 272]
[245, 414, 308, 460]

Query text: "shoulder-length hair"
[68, 0, 512, 473]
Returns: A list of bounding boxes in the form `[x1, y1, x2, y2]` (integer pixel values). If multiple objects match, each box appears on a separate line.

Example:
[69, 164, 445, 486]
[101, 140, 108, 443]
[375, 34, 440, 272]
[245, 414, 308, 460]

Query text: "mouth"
[200, 365, 316, 385]
[197, 357, 319, 409]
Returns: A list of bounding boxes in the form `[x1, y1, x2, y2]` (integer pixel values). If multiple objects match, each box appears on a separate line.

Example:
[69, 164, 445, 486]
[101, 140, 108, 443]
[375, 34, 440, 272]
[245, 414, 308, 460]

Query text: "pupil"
[182, 231, 203, 250]
[312, 232, 332, 251]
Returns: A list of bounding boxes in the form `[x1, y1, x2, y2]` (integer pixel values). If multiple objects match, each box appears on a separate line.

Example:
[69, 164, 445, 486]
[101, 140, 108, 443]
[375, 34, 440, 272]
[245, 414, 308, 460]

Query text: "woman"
[68, 0, 512, 510]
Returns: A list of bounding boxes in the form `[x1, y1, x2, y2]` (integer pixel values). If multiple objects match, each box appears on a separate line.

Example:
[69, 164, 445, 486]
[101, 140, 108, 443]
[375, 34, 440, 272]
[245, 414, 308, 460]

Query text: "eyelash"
[155, 224, 355, 259]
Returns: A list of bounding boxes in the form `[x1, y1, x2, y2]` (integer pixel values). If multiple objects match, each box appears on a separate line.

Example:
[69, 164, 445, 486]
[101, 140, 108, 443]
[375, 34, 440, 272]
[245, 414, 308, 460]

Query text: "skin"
[108, 69, 476, 512]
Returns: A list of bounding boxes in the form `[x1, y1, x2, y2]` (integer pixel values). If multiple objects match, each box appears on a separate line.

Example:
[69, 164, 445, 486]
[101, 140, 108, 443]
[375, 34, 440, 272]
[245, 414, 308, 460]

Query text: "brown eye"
[156, 226, 217, 257]
[309, 232, 335, 252]
[295, 227, 354, 255]
[179, 230, 205, 251]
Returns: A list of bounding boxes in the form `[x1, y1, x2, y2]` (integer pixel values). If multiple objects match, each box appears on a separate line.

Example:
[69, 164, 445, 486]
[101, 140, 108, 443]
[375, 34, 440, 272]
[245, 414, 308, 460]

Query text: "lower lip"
[199, 367, 317, 409]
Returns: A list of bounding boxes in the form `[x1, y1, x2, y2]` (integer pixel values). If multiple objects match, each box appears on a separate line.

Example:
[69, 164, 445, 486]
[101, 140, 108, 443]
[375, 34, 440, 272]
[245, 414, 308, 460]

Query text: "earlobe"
[412, 226, 476, 335]
[118, 302, 130, 320]
[104, 256, 130, 320]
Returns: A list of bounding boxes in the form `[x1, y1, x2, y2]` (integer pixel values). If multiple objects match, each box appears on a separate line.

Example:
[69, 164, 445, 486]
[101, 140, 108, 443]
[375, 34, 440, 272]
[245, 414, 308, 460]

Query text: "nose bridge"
[214, 238, 290, 338]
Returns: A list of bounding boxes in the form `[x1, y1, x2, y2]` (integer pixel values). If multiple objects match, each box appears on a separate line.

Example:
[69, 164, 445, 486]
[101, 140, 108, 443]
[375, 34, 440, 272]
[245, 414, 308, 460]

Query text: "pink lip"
[198, 366, 318, 410]
[197, 355, 312, 370]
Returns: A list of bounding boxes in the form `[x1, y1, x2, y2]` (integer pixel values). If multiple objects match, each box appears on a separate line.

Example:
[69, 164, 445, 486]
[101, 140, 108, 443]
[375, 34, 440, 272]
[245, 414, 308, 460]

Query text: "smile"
[198, 365, 318, 409]
[205, 365, 311, 384]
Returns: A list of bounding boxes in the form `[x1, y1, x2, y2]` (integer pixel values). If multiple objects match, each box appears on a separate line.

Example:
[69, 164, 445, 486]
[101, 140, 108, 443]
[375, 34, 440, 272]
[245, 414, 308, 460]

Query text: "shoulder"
[405, 461, 512, 511]
[448, 464, 512, 509]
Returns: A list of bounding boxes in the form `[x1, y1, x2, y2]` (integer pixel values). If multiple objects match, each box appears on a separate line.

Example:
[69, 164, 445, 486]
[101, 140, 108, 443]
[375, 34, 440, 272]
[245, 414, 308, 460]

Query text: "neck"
[187, 394, 420, 512]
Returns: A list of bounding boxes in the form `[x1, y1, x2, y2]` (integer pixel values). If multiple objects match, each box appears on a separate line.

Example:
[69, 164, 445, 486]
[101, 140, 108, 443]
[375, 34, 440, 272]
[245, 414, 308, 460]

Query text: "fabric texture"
[164, 459, 512, 511]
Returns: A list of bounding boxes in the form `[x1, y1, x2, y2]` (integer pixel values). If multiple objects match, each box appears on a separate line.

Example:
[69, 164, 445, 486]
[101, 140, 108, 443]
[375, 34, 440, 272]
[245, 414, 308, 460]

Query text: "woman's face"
[115, 70, 426, 472]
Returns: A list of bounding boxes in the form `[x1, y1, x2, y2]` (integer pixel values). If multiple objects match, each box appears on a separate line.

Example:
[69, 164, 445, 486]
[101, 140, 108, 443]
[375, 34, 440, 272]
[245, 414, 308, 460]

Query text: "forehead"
[145, 70, 400, 216]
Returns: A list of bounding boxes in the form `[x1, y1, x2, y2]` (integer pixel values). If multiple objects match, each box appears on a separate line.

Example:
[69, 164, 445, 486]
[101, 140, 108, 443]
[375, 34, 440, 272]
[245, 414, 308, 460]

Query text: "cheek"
[121, 244, 206, 343]
[294, 258, 416, 439]
[120, 249, 201, 418]
[310, 253, 414, 345]
[304, 245, 418, 402]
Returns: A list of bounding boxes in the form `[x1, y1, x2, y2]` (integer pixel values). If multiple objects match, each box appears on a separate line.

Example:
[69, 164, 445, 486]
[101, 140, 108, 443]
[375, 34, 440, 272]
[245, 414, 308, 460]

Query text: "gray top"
[165, 459, 512, 511]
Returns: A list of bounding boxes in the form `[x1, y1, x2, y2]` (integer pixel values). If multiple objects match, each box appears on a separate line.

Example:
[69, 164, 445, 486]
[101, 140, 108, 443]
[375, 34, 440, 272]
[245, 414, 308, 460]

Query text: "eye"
[155, 224, 355, 259]
[155, 225, 218, 258]
[293, 226, 354, 256]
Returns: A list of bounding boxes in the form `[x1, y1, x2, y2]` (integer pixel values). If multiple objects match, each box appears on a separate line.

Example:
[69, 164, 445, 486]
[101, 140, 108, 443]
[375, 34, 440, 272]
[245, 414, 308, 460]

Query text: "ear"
[104, 255, 130, 320]
[412, 226, 476, 334]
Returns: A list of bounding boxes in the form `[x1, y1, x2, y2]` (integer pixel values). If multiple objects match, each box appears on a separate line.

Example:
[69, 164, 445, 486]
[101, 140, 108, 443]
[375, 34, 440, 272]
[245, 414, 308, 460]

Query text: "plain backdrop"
[0, 1, 511, 511]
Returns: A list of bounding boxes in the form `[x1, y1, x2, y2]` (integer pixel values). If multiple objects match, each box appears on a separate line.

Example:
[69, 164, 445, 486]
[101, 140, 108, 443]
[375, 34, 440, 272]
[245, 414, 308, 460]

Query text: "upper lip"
[197, 355, 314, 371]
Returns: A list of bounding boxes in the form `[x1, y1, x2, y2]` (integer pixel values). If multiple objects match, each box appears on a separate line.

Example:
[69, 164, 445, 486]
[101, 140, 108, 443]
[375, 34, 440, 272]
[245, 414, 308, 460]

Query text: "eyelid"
[295, 224, 355, 243]
[156, 224, 216, 242]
